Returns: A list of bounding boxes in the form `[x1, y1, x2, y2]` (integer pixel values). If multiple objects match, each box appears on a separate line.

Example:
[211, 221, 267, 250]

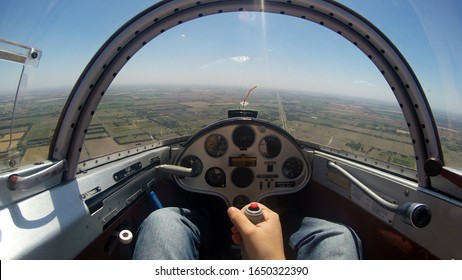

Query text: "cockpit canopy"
[1, 0, 461, 205]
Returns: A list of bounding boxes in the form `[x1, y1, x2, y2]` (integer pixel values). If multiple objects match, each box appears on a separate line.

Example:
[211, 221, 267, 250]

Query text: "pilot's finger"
[227, 206, 255, 236]
[230, 225, 242, 244]
[231, 225, 240, 235]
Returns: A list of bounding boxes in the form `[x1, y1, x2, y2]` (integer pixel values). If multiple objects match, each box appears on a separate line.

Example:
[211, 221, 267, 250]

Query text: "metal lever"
[155, 164, 192, 177]
[7, 160, 67, 191]
[328, 161, 431, 228]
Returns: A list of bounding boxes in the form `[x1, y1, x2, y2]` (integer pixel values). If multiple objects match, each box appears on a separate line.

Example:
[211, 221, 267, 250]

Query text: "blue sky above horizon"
[0, 0, 461, 114]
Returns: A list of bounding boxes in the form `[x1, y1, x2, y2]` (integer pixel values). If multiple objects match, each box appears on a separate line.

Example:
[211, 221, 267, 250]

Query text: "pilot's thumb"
[227, 206, 254, 235]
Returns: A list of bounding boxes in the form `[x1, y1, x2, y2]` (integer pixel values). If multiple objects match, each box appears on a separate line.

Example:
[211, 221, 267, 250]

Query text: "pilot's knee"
[139, 207, 179, 230]
[289, 217, 362, 259]
[296, 216, 358, 238]
[142, 207, 204, 232]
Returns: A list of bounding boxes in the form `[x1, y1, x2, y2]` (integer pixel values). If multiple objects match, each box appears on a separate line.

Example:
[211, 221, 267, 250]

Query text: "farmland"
[0, 85, 461, 171]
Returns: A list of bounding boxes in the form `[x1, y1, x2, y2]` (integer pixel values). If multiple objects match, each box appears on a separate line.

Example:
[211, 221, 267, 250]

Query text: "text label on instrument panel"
[229, 156, 257, 167]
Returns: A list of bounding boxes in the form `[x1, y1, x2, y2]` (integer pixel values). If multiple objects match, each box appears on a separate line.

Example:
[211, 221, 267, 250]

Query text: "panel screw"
[404, 189, 410, 197]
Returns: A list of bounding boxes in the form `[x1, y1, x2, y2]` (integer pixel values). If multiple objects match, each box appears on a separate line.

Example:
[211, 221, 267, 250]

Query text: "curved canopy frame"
[50, 0, 442, 186]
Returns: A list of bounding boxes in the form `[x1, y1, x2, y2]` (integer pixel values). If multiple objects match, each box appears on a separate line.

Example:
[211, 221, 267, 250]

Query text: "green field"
[0, 85, 460, 172]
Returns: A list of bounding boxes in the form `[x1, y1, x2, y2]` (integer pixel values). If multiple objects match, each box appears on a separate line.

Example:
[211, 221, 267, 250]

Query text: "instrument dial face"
[180, 155, 203, 177]
[259, 135, 282, 158]
[232, 125, 255, 150]
[231, 167, 254, 188]
[205, 167, 226, 188]
[204, 134, 228, 157]
[282, 157, 304, 179]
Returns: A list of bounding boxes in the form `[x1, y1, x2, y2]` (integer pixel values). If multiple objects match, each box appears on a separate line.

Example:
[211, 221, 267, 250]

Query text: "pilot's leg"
[289, 217, 362, 260]
[132, 207, 209, 259]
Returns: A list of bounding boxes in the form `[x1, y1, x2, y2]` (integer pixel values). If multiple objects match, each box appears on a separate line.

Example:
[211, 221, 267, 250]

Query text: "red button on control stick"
[248, 202, 260, 211]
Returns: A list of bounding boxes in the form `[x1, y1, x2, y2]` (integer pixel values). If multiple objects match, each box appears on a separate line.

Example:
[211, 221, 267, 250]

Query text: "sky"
[0, 0, 461, 114]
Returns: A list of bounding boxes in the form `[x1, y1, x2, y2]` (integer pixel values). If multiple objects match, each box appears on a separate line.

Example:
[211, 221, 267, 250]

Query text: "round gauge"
[259, 135, 282, 158]
[231, 167, 254, 188]
[282, 157, 304, 179]
[180, 155, 203, 177]
[232, 125, 255, 150]
[232, 195, 251, 209]
[205, 167, 226, 188]
[205, 134, 228, 157]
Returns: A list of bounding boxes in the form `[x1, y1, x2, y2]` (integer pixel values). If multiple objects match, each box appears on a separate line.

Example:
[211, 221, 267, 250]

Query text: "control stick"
[241, 203, 265, 259]
[244, 202, 264, 224]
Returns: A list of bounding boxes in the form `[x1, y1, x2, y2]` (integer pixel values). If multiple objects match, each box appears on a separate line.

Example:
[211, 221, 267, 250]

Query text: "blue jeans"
[132, 207, 362, 260]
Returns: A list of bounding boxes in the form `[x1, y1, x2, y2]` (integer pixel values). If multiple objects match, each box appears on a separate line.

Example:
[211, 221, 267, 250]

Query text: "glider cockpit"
[1, 0, 461, 261]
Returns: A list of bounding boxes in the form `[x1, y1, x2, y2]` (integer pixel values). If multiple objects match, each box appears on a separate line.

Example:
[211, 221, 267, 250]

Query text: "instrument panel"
[174, 117, 311, 207]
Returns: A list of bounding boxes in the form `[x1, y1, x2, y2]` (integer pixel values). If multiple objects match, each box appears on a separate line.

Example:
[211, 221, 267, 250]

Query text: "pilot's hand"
[227, 203, 285, 260]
